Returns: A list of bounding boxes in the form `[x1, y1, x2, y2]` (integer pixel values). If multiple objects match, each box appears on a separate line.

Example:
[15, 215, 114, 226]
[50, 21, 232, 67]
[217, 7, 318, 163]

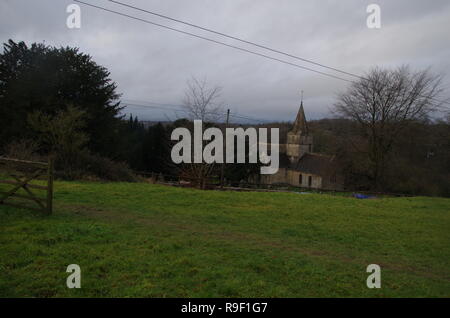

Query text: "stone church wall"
[260, 168, 287, 184]
[287, 170, 322, 188]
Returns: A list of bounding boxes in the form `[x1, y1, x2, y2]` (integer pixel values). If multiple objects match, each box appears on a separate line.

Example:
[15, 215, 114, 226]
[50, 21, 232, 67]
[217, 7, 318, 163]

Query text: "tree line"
[0, 40, 448, 196]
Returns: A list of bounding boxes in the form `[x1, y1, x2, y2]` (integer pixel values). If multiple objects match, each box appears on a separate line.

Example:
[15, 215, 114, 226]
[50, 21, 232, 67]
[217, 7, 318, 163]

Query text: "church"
[260, 101, 344, 191]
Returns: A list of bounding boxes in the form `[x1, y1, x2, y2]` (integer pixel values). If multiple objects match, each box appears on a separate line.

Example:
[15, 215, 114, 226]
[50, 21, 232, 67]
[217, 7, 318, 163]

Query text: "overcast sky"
[1, 0, 449, 123]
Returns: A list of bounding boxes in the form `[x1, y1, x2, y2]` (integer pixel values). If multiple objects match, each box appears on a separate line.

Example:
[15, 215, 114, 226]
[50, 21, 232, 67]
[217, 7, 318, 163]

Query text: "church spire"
[292, 100, 308, 135]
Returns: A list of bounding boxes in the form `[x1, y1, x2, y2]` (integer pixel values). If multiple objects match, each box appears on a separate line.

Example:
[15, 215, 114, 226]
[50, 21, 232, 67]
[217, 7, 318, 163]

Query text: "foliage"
[0, 39, 122, 157]
[141, 122, 172, 174]
[309, 117, 450, 196]
[27, 105, 88, 179]
[333, 66, 444, 190]
[1, 139, 43, 162]
[28, 105, 88, 154]
[120, 114, 147, 171]
[68, 151, 137, 182]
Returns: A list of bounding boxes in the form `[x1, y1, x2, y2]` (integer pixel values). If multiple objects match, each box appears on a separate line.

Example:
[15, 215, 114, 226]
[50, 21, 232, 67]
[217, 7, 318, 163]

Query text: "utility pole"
[220, 109, 230, 188]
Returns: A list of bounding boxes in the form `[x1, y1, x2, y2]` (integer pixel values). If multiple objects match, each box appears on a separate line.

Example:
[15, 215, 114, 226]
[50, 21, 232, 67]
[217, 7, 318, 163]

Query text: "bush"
[2, 140, 136, 182]
[55, 151, 137, 182]
[2, 139, 44, 162]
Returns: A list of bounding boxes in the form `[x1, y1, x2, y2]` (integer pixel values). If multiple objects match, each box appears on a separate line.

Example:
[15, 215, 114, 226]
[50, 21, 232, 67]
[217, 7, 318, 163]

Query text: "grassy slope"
[0, 181, 449, 297]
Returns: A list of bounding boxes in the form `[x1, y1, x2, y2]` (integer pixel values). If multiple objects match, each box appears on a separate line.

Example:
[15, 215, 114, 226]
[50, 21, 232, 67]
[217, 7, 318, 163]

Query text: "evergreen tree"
[142, 123, 171, 174]
[0, 39, 122, 156]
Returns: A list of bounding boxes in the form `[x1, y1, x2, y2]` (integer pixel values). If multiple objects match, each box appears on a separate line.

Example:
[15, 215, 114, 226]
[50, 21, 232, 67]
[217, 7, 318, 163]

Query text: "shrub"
[55, 151, 137, 182]
[2, 139, 44, 162]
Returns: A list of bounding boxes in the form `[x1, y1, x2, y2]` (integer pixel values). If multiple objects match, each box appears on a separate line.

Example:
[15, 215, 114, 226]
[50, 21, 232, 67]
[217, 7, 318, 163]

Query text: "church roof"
[293, 153, 335, 176]
[291, 101, 308, 135]
[278, 152, 338, 177]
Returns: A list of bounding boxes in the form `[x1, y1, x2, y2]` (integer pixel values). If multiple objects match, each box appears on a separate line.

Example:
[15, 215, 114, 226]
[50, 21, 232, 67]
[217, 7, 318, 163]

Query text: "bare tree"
[333, 65, 445, 189]
[179, 77, 224, 188]
[183, 77, 224, 122]
[179, 157, 215, 189]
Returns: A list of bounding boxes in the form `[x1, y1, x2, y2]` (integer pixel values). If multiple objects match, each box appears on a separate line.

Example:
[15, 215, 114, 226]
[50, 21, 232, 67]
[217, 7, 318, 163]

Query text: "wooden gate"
[0, 157, 54, 215]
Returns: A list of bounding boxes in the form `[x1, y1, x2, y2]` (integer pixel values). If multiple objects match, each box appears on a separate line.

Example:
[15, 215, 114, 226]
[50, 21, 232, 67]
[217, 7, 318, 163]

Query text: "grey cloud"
[1, 0, 449, 122]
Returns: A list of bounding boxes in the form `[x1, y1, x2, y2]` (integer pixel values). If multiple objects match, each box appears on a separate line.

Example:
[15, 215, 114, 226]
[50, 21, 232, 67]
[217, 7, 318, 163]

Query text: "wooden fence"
[0, 157, 54, 215]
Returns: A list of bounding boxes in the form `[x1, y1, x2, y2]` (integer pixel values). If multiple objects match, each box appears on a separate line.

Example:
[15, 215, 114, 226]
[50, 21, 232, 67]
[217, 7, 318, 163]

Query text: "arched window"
[299, 174, 303, 185]
[308, 176, 312, 187]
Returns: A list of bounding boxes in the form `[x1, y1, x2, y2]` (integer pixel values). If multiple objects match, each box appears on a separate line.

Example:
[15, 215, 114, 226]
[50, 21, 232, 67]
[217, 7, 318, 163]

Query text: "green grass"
[0, 180, 449, 297]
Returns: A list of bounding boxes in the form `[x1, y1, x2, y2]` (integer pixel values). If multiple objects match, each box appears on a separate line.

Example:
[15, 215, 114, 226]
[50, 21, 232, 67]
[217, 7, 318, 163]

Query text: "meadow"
[0, 181, 449, 297]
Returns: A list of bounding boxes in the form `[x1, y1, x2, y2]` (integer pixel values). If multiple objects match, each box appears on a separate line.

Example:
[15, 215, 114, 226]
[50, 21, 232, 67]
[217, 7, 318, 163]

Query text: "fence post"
[47, 156, 54, 215]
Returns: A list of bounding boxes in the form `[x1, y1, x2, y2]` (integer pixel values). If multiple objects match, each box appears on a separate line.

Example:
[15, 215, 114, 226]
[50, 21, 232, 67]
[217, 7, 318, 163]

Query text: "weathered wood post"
[47, 156, 54, 215]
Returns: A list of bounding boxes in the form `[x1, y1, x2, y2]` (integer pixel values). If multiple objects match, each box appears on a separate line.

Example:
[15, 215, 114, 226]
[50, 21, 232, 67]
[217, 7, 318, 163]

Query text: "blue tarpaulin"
[353, 193, 376, 199]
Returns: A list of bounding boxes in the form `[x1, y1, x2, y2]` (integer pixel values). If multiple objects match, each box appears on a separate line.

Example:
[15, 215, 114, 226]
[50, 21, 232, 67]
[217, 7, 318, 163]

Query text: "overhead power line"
[121, 100, 269, 123]
[108, 0, 450, 109]
[108, 0, 361, 80]
[75, 0, 450, 109]
[74, 0, 353, 83]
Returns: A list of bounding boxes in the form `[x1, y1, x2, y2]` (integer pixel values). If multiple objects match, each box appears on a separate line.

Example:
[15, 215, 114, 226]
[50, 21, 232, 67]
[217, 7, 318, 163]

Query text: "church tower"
[286, 101, 313, 163]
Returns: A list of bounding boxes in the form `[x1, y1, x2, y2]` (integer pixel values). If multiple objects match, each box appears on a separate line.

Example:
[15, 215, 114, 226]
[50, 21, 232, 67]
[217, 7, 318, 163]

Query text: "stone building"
[261, 101, 344, 190]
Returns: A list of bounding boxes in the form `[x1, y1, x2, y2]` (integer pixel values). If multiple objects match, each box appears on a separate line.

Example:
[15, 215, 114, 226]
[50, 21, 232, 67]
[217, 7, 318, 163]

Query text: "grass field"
[0, 180, 449, 297]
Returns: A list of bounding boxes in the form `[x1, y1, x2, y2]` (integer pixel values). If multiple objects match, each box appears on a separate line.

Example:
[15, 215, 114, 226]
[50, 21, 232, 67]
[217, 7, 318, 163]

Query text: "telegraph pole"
[220, 109, 230, 188]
